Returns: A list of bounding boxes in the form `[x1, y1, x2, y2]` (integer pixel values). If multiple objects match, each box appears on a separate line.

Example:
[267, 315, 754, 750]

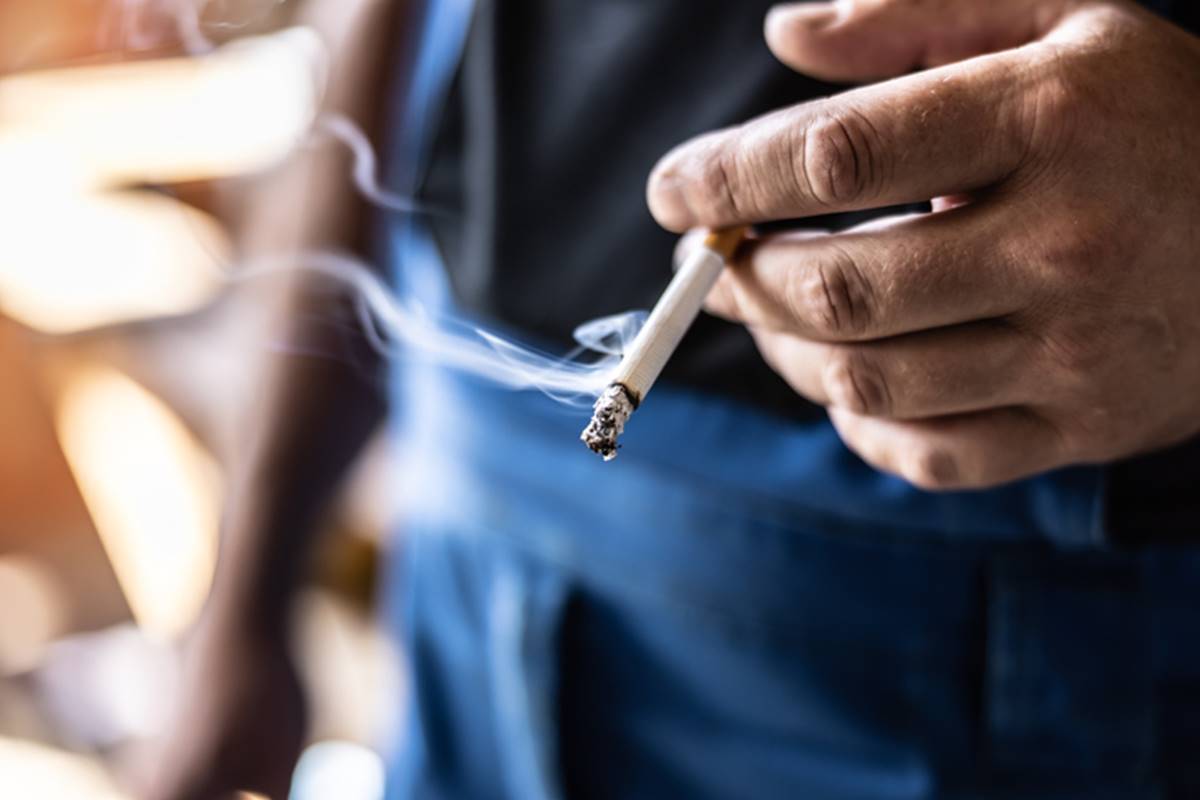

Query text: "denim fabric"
[379, 361, 1200, 800]
[378, 5, 1200, 796]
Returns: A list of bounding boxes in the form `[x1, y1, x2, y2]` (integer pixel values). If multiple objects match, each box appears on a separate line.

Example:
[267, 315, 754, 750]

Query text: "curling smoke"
[99, 0, 210, 55]
[240, 250, 641, 405]
[103, 0, 288, 57]
[102, 1, 649, 406]
[311, 113, 650, 403]
[276, 124, 644, 406]
[316, 114, 431, 217]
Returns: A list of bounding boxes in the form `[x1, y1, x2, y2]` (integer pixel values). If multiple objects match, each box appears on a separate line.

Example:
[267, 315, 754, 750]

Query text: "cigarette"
[581, 226, 747, 460]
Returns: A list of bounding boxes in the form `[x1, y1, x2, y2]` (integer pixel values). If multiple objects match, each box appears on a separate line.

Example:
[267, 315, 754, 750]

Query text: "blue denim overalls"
[378, 2, 1200, 797]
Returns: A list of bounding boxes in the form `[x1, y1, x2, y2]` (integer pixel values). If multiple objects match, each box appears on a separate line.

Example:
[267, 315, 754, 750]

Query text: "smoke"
[286, 120, 645, 405]
[237, 250, 639, 405]
[315, 114, 432, 217]
[103, 0, 646, 406]
[164, 0, 218, 55]
[255, 103, 644, 407]
[102, 0, 288, 57]
[97, 0, 209, 55]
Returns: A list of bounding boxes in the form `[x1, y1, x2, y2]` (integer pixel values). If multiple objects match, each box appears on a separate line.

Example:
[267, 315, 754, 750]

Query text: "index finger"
[646, 47, 1045, 232]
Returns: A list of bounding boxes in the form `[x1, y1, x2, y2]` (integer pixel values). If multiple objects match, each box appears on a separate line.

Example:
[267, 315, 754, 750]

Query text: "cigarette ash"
[581, 383, 637, 461]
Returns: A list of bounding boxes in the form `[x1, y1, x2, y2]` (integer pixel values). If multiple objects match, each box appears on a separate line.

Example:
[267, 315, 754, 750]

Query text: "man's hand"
[647, 0, 1200, 490]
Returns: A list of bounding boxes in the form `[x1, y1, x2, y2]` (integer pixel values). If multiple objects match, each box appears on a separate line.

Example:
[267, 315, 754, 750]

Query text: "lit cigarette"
[581, 226, 747, 460]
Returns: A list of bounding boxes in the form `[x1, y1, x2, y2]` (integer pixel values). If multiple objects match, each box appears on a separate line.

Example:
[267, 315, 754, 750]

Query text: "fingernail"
[646, 163, 696, 232]
[766, 3, 838, 39]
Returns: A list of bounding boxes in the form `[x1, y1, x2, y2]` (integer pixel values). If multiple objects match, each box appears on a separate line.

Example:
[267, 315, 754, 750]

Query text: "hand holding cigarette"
[644, 0, 1200, 489]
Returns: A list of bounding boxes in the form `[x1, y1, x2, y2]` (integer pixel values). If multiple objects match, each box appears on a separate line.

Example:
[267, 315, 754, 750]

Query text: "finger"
[764, 0, 1071, 82]
[828, 405, 1066, 490]
[751, 320, 1032, 420]
[646, 48, 1040, 232]
[705, 208, 1024, 341]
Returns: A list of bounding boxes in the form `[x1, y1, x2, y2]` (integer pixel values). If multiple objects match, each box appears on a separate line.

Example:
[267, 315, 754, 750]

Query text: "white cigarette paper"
[615, 227, 746, 401]
[581, 227, 745, 460]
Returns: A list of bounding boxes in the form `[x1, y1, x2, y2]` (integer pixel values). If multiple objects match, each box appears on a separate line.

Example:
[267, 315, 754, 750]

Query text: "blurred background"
[0, 2, 399, 796]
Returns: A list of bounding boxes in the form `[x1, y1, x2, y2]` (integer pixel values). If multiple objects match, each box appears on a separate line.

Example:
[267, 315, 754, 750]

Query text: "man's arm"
[147, 1, 406, 798]
[148, 264, 387, 800]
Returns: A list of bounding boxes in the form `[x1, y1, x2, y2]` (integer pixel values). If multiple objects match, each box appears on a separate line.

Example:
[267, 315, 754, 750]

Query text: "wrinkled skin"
[648, 0, 1200, 490]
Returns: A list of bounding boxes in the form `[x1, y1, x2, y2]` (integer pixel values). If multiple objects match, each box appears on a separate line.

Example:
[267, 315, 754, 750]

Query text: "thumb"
[765, 0, 1069, 82]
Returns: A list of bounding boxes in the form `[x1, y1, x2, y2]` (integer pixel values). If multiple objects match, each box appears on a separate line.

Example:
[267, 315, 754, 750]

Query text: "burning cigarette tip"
[579, 226, 747, 461]
[581, 383, 637, 461]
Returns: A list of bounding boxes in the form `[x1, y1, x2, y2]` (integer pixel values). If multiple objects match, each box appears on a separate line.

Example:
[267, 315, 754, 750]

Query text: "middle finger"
[751, 319, 1036, 420]
[707, 205, 1028, 342]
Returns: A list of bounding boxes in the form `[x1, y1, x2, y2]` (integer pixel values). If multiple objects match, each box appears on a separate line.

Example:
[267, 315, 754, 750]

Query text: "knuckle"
[680, 137, 747, 223]
[901, 442, 962, 491]
[1023, 50, 1090, 154]
[823, 349, 891, 417]
[786, 251, 874, 339]
[1041, 221, 1111, 280]
[1063, 405, 1119, 454]
[797, 110, 880, 207]
[1037, 320, 1107, 390]
[1034, 69, 1080, 125]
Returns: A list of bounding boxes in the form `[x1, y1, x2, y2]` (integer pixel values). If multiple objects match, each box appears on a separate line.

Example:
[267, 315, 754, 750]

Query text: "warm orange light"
[0, 190, 228, 332]
[0, 28, 323, 188]
[0, 736, 128, 799]
[0, 28, 323, 333]
[55, 367, 221, 639]
[0, 556, 67, 676]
